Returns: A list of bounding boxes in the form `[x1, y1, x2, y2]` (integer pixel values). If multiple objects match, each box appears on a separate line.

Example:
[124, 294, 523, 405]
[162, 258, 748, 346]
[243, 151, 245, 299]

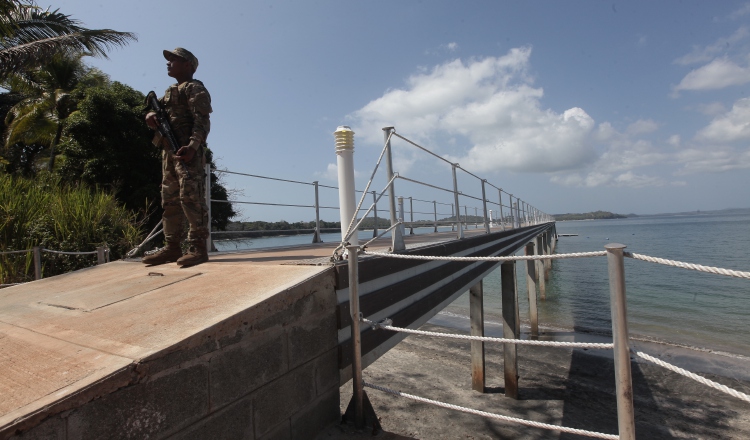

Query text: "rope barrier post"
[452, 164, 464, 238]
[312, 181, 322, 243]
[501, 261, 520, 399]
[383, 127, 405, 251]
[481, 180, 490, 234]
[96, 246, 106, 265]
[342, 244, 381, 433]
[605, 243, 636, 440]
[372, 191, 378, 238]
[525, 242, 539, 338]
[205, 163, 213, 252]
[33, 246, 42, 280]
[469, 280, 485, 392]
[433, 201, 438, 233]
[535, 236, 546, 301]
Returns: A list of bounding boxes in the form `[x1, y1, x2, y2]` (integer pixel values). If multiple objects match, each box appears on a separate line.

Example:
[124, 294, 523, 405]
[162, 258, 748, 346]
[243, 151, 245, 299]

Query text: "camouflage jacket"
[156, 79, 212, 149]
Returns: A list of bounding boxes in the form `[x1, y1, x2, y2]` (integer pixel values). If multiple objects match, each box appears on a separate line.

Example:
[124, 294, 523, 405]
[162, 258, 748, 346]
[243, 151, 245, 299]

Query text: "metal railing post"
[408, 196, 414, 235]
[347, 244, 365, 428]
[398, 196, 405, 237]
[33, 246, 42, 280]
[433, 201, 438, 232]
[498, 189, 506, 231]
[312, 181, 322, 243]
[450, 204, 456, 232]
[605, 243, 636, 440]
[452, 164, 463, 239]
[372, 191, 378, 238]
[96, 246, 106, 265]
[481, 179, 489, 234]
[205, 163, 212, 252]
[383, 127, 405, 251]
[474, 207, 478, 229]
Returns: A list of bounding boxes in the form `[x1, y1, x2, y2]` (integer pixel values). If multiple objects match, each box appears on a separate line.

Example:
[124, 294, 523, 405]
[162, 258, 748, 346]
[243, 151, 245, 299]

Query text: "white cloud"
[676, 147, 750, 174]
[690, 101, 727, 116]
[350, 48, 596, 174]
[729, 3, 750, 21]
[626, 119, 659, 136]
[696, 97, 750, 143]
[673, 57, 750, 94]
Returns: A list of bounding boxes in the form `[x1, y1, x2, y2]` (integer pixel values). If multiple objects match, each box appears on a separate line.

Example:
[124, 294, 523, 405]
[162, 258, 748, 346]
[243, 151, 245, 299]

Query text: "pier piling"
[469, 281, 485, 392]
[525, 242, 539, 338]
[501, 261, 520, 399]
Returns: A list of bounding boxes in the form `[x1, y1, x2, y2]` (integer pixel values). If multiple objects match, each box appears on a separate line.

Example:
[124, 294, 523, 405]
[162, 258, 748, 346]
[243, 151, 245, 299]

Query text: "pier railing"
[0, 246, 110, 288]
[342, 240, 750, 439]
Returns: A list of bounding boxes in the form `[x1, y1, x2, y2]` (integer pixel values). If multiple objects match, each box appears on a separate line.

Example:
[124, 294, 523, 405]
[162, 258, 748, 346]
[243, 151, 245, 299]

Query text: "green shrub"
[0, 173, 141, 284]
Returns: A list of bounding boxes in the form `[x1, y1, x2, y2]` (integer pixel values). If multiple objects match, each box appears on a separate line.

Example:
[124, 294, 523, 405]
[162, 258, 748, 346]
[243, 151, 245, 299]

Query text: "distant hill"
[552, 211, 631, 221]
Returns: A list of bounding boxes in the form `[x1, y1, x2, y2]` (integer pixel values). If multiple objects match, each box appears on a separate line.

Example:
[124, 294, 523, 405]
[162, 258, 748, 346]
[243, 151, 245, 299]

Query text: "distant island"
[552, 211, 632, 221]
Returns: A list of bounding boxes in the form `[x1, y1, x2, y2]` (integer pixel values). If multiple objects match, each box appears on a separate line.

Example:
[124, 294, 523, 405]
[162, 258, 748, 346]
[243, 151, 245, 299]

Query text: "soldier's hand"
[145, 112, 158, 129]
[176, 146, 196, 163]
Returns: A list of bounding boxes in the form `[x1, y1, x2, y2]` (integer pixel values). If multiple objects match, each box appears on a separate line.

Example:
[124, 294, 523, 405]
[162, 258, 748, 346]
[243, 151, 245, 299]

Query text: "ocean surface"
[215, 209, 750, 357]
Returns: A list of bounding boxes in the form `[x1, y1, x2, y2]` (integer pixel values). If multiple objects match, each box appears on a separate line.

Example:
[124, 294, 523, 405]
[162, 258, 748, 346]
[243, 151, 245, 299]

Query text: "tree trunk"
[47, 122, 63, 171]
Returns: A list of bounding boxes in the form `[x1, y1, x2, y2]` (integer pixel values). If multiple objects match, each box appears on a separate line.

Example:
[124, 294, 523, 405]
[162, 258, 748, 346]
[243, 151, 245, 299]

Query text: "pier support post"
[543, 232, 552, 279]
[501, 261, 519, 399]
[525, 242, 539, 338]
[383, 127, 405, 251]
[469, 281, 485, 392]
[342, 245, 381, 432]
[536, 236, 546, 300]
[605, 243, 635, 440]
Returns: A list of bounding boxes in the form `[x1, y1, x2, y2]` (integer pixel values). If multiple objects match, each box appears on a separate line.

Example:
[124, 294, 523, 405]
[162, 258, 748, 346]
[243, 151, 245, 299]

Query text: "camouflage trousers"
[161, 147, 209, 244]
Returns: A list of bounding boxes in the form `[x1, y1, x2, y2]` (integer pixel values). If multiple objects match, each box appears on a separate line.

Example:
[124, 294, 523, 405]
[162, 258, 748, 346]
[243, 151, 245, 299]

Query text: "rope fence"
[364, 382, 619, 439]
[625, 252, 750, 279]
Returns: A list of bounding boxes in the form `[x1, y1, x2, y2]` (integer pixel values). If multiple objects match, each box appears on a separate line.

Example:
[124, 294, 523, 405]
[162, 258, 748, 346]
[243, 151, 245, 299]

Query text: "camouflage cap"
[163, 47, 199, 72]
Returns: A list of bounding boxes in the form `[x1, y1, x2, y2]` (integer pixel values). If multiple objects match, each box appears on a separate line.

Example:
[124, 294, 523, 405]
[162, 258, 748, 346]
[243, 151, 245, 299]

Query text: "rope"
[632, 350, 750, 403]
[362, 319, 614, 349]
[364, 382, 619, 439]
[625, 252, 750, 279]
[42, 249, 98, 256]
[361, 250, 606, 262]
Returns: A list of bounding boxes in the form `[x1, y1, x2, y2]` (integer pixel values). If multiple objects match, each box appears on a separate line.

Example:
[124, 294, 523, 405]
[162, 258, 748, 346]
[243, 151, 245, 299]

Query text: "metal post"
[481, 180, 489, 234]
[372, 191, 378, 238]
[33, 246, 42, 280]
[347, 244, 365, 428]
[433, 201, 438, 233]
[452, 164, 463, 239]
[606, 243, 636, 440]
[205, 163, 213, 252]
[383, 127, 405, 251]
[525, 242, 539, 338]
[96, 246, 106, 265]
[470, 281, 485, 392]
[450, 204, 456, 232]
[464, 206, 469, 230]
[408, 196, 414, 235]
[474, 207, 478, 229]
[488, 210, 493, 228]
[535, 236, 546, 300]
[398, 196, 405, 237]
[501, 261, 519, 399]
[335, 126, 358, 246]
[312, 181, 322, 243]
[498, 189, 506, 231]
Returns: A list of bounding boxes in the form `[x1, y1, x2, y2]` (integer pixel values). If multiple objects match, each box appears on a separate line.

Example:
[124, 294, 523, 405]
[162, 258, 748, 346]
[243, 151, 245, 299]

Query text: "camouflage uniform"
[153, 79, 212, 246]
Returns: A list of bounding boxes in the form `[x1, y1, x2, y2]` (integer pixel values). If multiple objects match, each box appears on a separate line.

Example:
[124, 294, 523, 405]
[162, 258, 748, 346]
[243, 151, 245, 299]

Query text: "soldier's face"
[166, 55, 192, 78]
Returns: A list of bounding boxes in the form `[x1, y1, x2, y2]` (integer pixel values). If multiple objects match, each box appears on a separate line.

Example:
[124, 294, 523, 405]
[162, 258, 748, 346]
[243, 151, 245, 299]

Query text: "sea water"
[215, 210, 750, 357]
[446, 209, 750, 357]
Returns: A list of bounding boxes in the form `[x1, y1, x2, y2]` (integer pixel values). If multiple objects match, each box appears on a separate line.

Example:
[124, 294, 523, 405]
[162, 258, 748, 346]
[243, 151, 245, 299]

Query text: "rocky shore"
[318, 323, 750, 439]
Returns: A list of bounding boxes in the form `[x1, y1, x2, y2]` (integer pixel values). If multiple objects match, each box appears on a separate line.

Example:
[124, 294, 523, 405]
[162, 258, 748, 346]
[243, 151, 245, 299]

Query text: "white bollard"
[334, 126, 358, 246]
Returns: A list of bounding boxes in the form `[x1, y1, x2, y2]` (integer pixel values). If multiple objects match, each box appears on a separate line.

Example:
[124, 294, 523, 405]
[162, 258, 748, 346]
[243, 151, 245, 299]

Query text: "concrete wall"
[9, 269, 339, 440]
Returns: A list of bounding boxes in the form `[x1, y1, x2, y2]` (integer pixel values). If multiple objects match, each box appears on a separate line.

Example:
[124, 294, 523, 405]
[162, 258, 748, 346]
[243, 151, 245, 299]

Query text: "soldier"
[143, 47, 212, 267]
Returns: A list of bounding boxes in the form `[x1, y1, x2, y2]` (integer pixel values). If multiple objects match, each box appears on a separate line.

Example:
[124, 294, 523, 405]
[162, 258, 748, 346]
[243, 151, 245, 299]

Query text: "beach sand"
[317, 323, 750, 439]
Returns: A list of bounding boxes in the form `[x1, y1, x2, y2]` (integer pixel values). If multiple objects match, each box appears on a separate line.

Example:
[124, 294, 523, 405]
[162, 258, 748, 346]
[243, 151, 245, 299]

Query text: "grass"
[0, 173, 142, 284]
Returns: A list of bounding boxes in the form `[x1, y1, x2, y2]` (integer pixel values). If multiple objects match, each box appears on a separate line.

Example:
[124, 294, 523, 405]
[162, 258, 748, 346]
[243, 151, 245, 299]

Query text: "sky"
[56, 0, 750, 221]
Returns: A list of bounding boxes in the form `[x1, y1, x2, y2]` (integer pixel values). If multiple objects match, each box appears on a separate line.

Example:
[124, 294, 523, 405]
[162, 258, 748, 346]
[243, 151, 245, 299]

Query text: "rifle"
[145, 91, 190, 178]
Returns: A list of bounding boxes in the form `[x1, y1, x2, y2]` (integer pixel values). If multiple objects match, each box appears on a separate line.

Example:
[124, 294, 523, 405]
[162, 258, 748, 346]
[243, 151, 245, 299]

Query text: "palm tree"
[0, 1, 136, 80]
[3, 53, 108, 170]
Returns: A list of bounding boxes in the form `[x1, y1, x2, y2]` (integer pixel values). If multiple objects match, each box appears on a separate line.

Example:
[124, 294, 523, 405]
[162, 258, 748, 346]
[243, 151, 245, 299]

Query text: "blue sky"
[59, 1, 750, 221]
